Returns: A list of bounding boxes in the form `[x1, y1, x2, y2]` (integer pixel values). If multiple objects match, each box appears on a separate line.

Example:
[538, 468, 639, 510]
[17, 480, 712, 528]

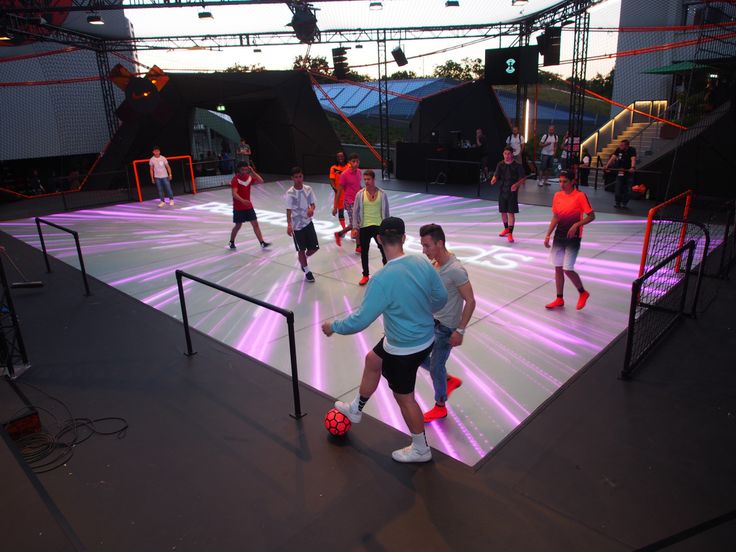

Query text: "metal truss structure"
[566, 1, 590, 158]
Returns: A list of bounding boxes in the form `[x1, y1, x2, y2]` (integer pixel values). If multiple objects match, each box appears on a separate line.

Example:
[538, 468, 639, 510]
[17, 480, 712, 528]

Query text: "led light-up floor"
[1, 180, 647, 466]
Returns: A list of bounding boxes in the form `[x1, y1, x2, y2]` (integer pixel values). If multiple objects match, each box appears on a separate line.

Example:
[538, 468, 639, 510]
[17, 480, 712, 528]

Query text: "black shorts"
[233, 208, 257, 223]
[292, 221, 320, 252]
[498, 192, 519, 213]
[373, 338, 433, 394]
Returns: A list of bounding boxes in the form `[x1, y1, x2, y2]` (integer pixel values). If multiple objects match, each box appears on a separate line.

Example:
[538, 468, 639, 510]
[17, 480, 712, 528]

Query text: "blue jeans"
[420, 322, 454, 404]
[154, 177, 174, 202]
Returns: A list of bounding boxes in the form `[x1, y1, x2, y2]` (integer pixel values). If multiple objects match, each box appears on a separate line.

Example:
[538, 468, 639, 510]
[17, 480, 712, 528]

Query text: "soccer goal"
[132, 155, 198, 203]
[638, 189, 693, 278]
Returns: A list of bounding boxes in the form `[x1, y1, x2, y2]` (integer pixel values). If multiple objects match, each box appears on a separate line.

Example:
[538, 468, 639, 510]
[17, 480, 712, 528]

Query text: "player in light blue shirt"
[322, 217, 447, 463]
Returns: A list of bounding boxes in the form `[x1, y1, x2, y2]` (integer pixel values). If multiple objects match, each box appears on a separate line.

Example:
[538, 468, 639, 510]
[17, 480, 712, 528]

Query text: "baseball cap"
[379, 216, 405, 236]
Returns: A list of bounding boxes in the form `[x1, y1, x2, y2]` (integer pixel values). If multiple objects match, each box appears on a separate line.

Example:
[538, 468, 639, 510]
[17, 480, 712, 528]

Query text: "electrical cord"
[12, 381, 128, 474]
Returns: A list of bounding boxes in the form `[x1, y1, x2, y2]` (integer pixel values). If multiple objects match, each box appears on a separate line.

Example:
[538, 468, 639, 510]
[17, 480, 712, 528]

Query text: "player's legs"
[162, 178, 174, 200]
[393, 391, 424, 435]
[249, 220, 264, 243]
[359, 226, 371, 277]
[230, 222, 243, 243]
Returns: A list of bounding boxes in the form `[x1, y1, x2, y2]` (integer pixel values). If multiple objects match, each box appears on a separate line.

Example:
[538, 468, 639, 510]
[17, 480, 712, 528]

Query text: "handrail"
[175, 270, 305, 420]
[622, 240, 696, 380]
[35, 218, 91, 296]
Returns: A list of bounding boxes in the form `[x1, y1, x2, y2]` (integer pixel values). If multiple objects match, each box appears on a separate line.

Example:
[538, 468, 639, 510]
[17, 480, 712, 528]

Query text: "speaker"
[391, 46, 408, 67]
[540, 27, 561, 66]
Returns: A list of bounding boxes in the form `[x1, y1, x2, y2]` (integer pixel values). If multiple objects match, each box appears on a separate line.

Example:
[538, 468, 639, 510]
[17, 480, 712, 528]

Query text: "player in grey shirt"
[418, 223, 477, 422]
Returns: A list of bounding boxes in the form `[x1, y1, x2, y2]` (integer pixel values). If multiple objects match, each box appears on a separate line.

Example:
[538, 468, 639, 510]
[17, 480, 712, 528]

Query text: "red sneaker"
[355, 246, 362, 255]
[334, 231, 342, 247]
[359, 275, 370, 286]
[423, 404, 448, 423]
[499, 228, 510, 237]
[507, 233, 514, 243]
[446, 375, 463, 398]
[545, 297, 565, 309]
[576, 290, 590, 310]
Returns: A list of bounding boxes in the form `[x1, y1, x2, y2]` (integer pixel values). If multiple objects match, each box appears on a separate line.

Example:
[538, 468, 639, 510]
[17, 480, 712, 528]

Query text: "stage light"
[511, 0, 528, 5]
[198, 10, 213, 20]
[87, 13, 104, 25]
[369, 1, 383, 10]
[254, 48, 262, 52]
[216, 104, 226, 112]
[355, 44, 363, 49]
[287, 2, 319, 44]
[446, 1, 459, 6]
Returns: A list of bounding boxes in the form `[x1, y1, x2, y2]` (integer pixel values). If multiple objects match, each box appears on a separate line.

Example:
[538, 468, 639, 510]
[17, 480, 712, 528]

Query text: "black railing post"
[176, 270, 196, 357]
[73, 231, 91, 296]
[35, 218, 51, 274]
[621, 279, 641, 380]
[286, 312, 304, 419]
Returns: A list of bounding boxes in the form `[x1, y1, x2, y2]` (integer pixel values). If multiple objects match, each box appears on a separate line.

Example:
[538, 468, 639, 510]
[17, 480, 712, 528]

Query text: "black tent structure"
[91, 70, 341, 182]
[397, 81, 510, 182]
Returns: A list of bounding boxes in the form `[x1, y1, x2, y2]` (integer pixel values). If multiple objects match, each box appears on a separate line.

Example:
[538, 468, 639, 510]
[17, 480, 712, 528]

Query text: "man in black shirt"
[604, 139, 637, 209]
[491, 146, 526, 243]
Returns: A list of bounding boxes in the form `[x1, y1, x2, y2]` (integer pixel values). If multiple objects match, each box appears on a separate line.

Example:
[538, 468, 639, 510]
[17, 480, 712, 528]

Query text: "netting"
[639, 190, 692, 277]
[623, 240, 696, 378]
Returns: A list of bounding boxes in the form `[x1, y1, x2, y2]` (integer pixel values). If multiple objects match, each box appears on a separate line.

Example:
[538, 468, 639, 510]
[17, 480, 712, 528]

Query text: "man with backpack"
[538, 125, 559, 187]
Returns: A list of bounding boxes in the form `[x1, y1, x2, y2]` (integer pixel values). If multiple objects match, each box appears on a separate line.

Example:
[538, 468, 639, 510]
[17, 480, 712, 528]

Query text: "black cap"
[379, 216, 405, 236]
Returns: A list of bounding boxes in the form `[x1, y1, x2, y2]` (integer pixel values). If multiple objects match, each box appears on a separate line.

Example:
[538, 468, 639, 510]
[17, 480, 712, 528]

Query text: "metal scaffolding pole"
[94, 43, 119, 140]
[377, 31, 390, 179]
[566, 1, 590, 162]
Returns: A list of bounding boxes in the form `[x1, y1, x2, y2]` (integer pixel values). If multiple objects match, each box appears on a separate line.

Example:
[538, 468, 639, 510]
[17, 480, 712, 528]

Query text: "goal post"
[639, 189, 693, 278]
[132, 155, 198, 202]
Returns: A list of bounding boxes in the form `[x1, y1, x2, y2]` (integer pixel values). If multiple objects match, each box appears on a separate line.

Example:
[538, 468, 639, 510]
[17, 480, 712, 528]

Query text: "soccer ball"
[324, 408, 351, 436]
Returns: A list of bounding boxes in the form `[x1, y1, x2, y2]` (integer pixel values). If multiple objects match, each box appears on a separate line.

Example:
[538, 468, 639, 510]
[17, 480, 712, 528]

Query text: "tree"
[587, 69, 615, 98]
[221, 63, 266, 73]
[389, 70, 418, 80]
[432, 57, 483, 81]
[293, 55, 330, 75]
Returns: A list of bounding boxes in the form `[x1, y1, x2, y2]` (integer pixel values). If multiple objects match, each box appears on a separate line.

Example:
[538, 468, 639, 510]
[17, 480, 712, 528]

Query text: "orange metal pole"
[186, 155, 197, 194]
[674, 191, 693, 273]
[133, 160, 144, 202]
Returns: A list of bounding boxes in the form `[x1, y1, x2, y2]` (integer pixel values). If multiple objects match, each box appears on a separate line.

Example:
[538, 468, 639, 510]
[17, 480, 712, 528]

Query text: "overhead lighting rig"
[287, 1, 320, 44]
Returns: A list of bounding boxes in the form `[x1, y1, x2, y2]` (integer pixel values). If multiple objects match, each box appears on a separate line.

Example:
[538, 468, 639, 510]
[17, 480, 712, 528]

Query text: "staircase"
[581, 100, 670, 165]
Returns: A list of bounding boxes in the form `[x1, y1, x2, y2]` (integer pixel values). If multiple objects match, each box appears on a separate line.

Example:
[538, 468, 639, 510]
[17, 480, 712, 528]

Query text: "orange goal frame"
[132, 155, 197, 202]
[638, 189, 693, 278]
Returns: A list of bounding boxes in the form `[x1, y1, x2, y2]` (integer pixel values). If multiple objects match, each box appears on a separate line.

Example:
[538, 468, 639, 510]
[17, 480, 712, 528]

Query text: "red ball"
[324, 408, 351, 436]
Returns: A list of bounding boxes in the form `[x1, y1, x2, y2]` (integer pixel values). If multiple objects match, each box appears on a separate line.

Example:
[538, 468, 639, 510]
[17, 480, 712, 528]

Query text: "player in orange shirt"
[329, 150, 349, 231]
[543, 170, 595, 310]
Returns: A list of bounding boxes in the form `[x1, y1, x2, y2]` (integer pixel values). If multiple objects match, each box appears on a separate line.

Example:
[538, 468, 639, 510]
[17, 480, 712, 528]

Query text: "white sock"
[411, 432, 429, 452]
[303, 265, 310, 273]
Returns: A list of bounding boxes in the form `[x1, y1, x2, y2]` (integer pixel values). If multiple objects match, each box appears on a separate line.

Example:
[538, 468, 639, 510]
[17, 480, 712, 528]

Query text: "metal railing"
[35, 218, 91, 296]
[175, 270, 305, 419]
[621, 240, 696, 380]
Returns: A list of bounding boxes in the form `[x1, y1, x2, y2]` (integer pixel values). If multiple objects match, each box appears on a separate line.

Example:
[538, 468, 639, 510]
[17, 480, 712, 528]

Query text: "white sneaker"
[391, 445, 432, 463]
[158, 201, 165, 207]
[334, 400, 362, 423]
[169, 199, 174, 206]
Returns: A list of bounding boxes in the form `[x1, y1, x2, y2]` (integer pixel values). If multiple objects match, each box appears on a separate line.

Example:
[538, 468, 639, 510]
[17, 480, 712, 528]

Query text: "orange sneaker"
[359, 275, 370, 286]
[446, 375, 463, 398]
[507, 233, 514, 243]
[423, 404, 448, 423]
[355, 246, 362, 255]
[334, 231, 342, 247]
[499, 228, 510, 237]
[576, 290, 590, 310]
[545, 297, 565, 309]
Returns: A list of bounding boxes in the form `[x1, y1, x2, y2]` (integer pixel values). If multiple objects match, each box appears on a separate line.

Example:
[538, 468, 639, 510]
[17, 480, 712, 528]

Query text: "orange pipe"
[638, 189, 692, 277]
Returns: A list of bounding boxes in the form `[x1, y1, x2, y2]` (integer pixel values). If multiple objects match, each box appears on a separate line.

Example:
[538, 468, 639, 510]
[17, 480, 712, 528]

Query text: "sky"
[123, 0, 622, 79]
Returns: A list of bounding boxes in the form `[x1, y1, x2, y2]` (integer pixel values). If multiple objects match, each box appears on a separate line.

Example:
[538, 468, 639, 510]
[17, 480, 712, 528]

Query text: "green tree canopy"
[432, 57, 483, 81]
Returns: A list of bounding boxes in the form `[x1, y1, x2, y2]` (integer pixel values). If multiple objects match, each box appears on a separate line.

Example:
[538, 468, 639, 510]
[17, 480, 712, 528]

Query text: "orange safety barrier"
[132, 155, 197, 203]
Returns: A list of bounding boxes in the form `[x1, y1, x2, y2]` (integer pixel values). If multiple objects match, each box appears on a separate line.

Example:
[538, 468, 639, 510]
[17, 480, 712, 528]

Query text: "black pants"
[359, 225, 387, 277]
